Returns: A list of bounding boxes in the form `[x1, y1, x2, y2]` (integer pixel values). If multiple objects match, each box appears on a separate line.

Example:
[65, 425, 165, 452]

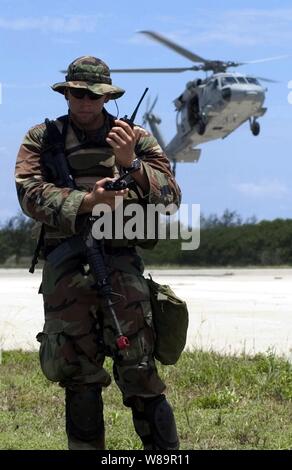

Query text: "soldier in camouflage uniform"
[15, 56, 182, 450]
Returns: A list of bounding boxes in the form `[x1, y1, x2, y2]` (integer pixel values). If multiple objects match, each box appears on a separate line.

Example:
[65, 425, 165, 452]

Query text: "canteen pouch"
[146, 275, 189, 365]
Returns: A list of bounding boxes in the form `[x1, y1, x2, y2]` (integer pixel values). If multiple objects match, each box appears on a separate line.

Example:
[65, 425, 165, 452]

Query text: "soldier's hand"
[106, 119, 140, 167]
[79, 177, 128, 214]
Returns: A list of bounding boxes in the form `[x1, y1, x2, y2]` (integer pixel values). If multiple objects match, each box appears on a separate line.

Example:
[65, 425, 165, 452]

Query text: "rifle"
[46, 219, 130, 350]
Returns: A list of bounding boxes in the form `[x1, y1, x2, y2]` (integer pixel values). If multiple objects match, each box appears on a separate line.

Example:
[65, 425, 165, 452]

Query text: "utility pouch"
[146, 275, 189, 365]
[36, 330, 81, 382]
[46, 235, 85, 268]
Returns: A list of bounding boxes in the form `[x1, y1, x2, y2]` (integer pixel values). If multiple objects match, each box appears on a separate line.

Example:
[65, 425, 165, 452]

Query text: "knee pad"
[131, 395, 179, 450]
[65, 384, 104, 442]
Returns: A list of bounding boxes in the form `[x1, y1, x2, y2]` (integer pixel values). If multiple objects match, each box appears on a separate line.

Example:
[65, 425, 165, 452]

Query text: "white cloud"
[156, 8, 292, 47]
[209, 9, 292, 46]
[0, 15, 105, 33]
[234, 180, 289, 199]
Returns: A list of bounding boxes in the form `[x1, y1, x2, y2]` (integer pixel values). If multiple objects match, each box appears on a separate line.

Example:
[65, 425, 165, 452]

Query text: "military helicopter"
[111, 31, 285, 174]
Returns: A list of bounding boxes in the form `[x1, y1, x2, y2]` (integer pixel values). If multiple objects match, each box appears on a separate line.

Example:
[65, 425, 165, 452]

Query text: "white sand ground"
[0, 268, 292, 358]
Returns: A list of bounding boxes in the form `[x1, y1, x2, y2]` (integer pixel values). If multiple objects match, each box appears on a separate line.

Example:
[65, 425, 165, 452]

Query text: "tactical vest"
[41, 113, 158, 250]
[56, 115, 118, 191]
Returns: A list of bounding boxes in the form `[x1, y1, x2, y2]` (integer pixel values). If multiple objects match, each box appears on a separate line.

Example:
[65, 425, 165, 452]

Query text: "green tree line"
[140, 211, 292, 266]
[1, 211, 292, 266]
[0, 214, 35, 265]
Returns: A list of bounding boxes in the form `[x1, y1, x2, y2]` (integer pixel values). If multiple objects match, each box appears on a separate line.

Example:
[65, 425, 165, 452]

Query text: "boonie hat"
[52, 56, 125, 100]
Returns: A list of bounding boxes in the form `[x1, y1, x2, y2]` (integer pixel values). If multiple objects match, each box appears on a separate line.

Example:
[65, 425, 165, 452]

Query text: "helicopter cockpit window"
[246, 77, 260, 85]
[220, 76, 237, 87]
[237, 76, 248, 84]
[213, 79, 218, 89]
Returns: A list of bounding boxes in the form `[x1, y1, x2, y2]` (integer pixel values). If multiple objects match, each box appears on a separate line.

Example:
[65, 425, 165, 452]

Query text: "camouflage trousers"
[37, 246, 165, 402]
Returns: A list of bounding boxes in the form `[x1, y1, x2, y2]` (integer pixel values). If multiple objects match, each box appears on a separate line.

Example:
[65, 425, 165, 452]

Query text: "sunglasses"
[69, 88, 103, 101]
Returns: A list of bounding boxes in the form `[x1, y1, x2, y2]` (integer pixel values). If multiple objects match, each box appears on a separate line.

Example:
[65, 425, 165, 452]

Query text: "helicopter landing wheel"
[251, 120, 260, 136]
[198, 120, 206, 135]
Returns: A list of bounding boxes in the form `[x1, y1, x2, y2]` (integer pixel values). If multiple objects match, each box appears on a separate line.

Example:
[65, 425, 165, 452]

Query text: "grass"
[1, 349, 292, 450]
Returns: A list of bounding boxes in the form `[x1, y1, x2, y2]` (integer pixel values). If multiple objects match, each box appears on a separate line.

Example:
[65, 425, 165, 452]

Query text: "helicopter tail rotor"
[142, 95, 160, 127]
[142, 96, 165, 149]
[148, 95, 158, 114]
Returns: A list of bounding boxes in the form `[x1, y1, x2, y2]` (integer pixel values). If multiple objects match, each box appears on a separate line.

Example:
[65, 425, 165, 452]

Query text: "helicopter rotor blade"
[110, 66, 201, 73]
[138, 32, 251, 73]
[62, 33, 291, 78]
[139, 30, 208, 64]
[244, 54, 292, 65]
[255, 76, 279, 83]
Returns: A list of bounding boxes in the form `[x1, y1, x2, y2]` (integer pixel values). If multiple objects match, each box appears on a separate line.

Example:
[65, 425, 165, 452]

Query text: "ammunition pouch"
[146, 275, 189, 365]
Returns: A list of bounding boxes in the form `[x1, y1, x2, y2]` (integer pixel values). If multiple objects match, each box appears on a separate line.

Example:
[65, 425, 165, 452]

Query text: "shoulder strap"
[42, 115, 68, 151]
[41, 115, 75, 189]
[29, 115, 70, 274]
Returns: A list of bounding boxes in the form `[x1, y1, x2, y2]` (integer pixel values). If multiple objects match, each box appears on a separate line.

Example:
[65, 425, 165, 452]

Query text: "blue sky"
[1, 0, 292, 222]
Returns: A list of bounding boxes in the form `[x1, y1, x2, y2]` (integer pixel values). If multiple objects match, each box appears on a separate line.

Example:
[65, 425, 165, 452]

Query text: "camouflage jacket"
[15, 110, 181, 241]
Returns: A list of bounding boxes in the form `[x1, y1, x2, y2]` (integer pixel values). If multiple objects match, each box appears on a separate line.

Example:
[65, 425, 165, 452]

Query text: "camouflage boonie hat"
[52, 56, 125, 100]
